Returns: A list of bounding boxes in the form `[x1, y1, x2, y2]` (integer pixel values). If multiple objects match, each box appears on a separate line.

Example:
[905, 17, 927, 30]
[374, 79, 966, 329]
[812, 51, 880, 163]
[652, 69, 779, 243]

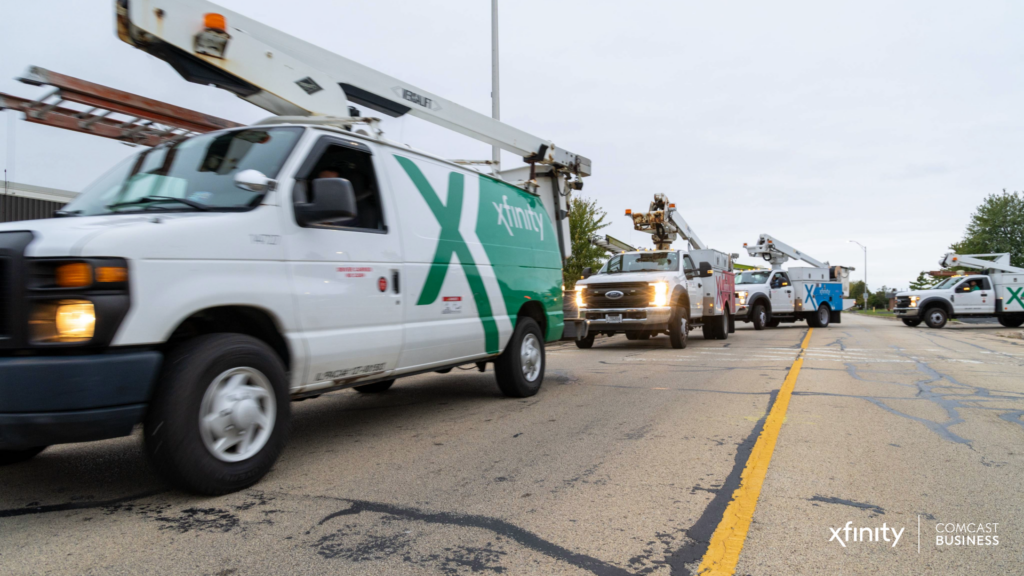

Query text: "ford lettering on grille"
[605, 290, 624, 300]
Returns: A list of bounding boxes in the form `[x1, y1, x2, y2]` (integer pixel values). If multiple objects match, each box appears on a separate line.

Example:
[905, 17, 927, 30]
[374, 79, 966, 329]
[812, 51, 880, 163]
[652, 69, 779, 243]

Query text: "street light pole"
[491, 0, 500, 174]
[849, 240, 867, 308]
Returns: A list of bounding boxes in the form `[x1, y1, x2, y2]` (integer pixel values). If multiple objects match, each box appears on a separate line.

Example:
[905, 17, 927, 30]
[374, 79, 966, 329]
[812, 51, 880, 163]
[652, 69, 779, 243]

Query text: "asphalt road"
[2, 315, 1023, 575]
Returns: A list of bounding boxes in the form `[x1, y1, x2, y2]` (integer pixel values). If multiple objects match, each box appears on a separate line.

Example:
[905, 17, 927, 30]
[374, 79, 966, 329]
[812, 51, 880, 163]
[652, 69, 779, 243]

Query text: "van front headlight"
[909, 296, 920, 308]
[576, 286, 586, 308]
[31, 300, 96, 343]
[736, 290, 748, 306]
[651, 282, 669, 307]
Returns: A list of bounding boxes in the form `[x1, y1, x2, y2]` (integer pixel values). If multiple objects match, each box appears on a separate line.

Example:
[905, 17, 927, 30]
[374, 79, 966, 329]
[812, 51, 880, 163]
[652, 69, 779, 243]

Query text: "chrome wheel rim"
[930, 311, 944, 324]
[819, 308, 829, 323]
[199, 367, 276, 463]
[758, 310, 767, 325]
[520, 333, 542, 382]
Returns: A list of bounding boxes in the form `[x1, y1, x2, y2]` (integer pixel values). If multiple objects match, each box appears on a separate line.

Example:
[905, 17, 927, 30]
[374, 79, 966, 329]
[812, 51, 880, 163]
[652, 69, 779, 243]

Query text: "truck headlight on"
[651, 282, 669, 307]
[576, 286, 586, 308]
[736, 290, 748, 306]
[30, 300, 96, 343]
[909, 296, 920, 308]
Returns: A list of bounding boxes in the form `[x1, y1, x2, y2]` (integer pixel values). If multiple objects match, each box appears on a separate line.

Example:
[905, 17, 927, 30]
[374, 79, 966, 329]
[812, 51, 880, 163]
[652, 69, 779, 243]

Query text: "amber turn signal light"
[56, 263, 92, 288]
[96, 266, 128, 283]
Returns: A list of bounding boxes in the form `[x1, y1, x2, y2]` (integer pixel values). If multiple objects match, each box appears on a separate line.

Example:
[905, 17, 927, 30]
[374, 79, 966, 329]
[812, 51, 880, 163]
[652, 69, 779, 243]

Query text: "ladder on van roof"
[0, 66, 241, 147]
[114, 0, 591, 178]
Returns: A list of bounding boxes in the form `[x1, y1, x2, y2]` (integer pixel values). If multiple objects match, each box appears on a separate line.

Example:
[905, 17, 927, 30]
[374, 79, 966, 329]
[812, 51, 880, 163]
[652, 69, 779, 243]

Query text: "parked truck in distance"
[572, 195, 736, 349]
[893, 253, 1024, 329]
[734, 234, 852, 329]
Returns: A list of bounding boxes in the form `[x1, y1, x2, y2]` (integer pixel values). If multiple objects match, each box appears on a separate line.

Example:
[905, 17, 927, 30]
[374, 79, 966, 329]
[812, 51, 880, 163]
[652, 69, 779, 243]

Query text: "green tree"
[867, 285, 891, 310]
[950, 190, 1024, 265]
[563, 196, 610, 289]
[848, 280, 866, 308]
[909, 271, 938, 291]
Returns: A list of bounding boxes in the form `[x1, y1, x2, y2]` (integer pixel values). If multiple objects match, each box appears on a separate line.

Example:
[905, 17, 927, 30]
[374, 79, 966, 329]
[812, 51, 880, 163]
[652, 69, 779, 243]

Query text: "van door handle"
[392, 270, 400, 294]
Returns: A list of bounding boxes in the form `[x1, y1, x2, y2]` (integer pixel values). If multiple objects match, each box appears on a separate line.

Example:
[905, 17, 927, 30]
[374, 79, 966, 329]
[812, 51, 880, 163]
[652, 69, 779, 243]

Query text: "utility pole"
[849, 240, 867, 308]
[491, 0, 500, 174]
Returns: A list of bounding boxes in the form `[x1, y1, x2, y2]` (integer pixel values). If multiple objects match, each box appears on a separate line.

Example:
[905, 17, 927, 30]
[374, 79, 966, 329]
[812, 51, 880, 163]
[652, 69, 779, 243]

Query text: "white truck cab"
[894, 254, 1024, 329]
[572, 195, 736, 349]
[0, 0, 589, 494]
[734, 234, 851, 330]
[574, 249, 735, 348]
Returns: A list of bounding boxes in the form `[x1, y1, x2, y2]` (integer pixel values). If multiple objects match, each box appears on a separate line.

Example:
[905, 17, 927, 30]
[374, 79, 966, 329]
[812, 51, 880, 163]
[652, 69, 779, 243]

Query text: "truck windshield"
[737, 271, 771, 284]
[932, 277, 964, 290]
[602, 252, 679, 274]
[61, 127, 303, 216]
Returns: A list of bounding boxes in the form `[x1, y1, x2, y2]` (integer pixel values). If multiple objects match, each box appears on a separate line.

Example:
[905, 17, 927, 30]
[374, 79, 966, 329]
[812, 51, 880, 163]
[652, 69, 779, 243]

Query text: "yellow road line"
[696, 328, 813, 576]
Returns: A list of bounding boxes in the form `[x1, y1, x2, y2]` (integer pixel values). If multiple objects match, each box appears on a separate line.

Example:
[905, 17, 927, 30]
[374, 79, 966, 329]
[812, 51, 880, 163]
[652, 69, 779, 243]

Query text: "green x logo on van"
[395, 156, 499, 354]
[1007, 287, 1024, 309]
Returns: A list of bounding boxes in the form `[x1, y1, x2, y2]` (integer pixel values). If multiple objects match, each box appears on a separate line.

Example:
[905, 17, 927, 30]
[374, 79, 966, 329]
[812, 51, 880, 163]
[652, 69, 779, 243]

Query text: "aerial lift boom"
[744, 234, 828, 270]
[115, 0, 590, 178]
[627, 194, 706, 251]
[940, 253, 1024, 274]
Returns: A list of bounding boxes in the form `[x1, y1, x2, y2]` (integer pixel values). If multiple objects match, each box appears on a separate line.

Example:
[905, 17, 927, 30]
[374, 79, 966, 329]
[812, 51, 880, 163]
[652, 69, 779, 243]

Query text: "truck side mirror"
[699, 262, 713, 277]
[582, 266, 593, 279]
[295, 178, 358, 226]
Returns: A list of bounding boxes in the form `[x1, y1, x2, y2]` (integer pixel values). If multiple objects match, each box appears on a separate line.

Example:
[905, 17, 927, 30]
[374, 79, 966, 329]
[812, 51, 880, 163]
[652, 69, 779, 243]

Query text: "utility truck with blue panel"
[0, 0, 590, 494]
[572, 195, 736, 349]
[734, 234, 853, 329]
[893, 253, 1024, 329]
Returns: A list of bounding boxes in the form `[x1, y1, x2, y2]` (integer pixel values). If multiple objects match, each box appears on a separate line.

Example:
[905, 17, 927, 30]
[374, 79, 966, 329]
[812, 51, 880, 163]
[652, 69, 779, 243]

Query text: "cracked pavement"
[1, 315, 1022, 575]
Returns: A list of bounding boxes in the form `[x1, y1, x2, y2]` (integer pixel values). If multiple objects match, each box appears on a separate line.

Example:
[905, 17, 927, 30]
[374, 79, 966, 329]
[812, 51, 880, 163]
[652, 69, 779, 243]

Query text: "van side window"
[683, 255, 695, 273]
[295, 141, 385, 231]
[771, 273, 790, 288]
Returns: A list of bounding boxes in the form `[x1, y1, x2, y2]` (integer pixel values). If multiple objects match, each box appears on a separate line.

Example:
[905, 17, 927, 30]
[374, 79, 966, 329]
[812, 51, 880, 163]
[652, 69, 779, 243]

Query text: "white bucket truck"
[734, 234, 853, 329]
[893, 253, 1024, 329]
[572, 195, 736, 349]
[0, 0, 590, 494]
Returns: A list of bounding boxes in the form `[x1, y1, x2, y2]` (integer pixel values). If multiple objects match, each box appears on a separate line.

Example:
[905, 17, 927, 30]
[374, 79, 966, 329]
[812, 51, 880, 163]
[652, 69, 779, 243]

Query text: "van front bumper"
[0, 351, 162, 449]
[893, 308, 919, 318]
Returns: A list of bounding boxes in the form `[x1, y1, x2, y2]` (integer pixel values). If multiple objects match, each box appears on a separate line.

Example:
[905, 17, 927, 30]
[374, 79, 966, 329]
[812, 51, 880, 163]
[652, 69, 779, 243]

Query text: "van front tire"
[495, 318, 545, 398]
[144, 334, 290, 495]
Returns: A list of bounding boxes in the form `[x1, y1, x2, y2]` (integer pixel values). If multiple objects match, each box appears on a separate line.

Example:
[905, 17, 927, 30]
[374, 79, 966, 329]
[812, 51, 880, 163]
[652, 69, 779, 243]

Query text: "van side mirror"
[582, 266, 593, 279]
[234, 169, 274, 192]
[295, 178, 357, 226]
[699, 262, 713, 277]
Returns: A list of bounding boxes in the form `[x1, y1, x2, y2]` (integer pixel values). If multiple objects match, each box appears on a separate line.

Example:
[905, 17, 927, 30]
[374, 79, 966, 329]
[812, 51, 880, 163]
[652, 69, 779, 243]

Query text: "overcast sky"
[2, 0, 1022, 291]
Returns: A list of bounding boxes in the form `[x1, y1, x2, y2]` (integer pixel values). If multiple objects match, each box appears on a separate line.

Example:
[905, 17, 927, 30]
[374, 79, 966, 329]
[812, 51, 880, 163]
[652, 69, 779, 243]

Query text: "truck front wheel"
[144, 334, 290, 495]
[751, 304, 767, 330]
[495, 317, 545, 397]
[902, 318, 922, 327]
[668, 307, 688, 349]
[924, 307, 948, 329]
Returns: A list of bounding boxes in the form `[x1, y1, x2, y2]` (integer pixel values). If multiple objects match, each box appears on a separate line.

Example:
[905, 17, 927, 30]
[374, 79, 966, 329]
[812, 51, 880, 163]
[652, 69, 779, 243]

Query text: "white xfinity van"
[0, 122, 568, 493]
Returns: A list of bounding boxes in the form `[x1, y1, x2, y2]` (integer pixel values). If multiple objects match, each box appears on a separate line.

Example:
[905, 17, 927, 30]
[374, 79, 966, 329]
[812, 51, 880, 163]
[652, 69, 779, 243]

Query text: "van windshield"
[61, 127, 303, 216]
[602, 252, 679, 274]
